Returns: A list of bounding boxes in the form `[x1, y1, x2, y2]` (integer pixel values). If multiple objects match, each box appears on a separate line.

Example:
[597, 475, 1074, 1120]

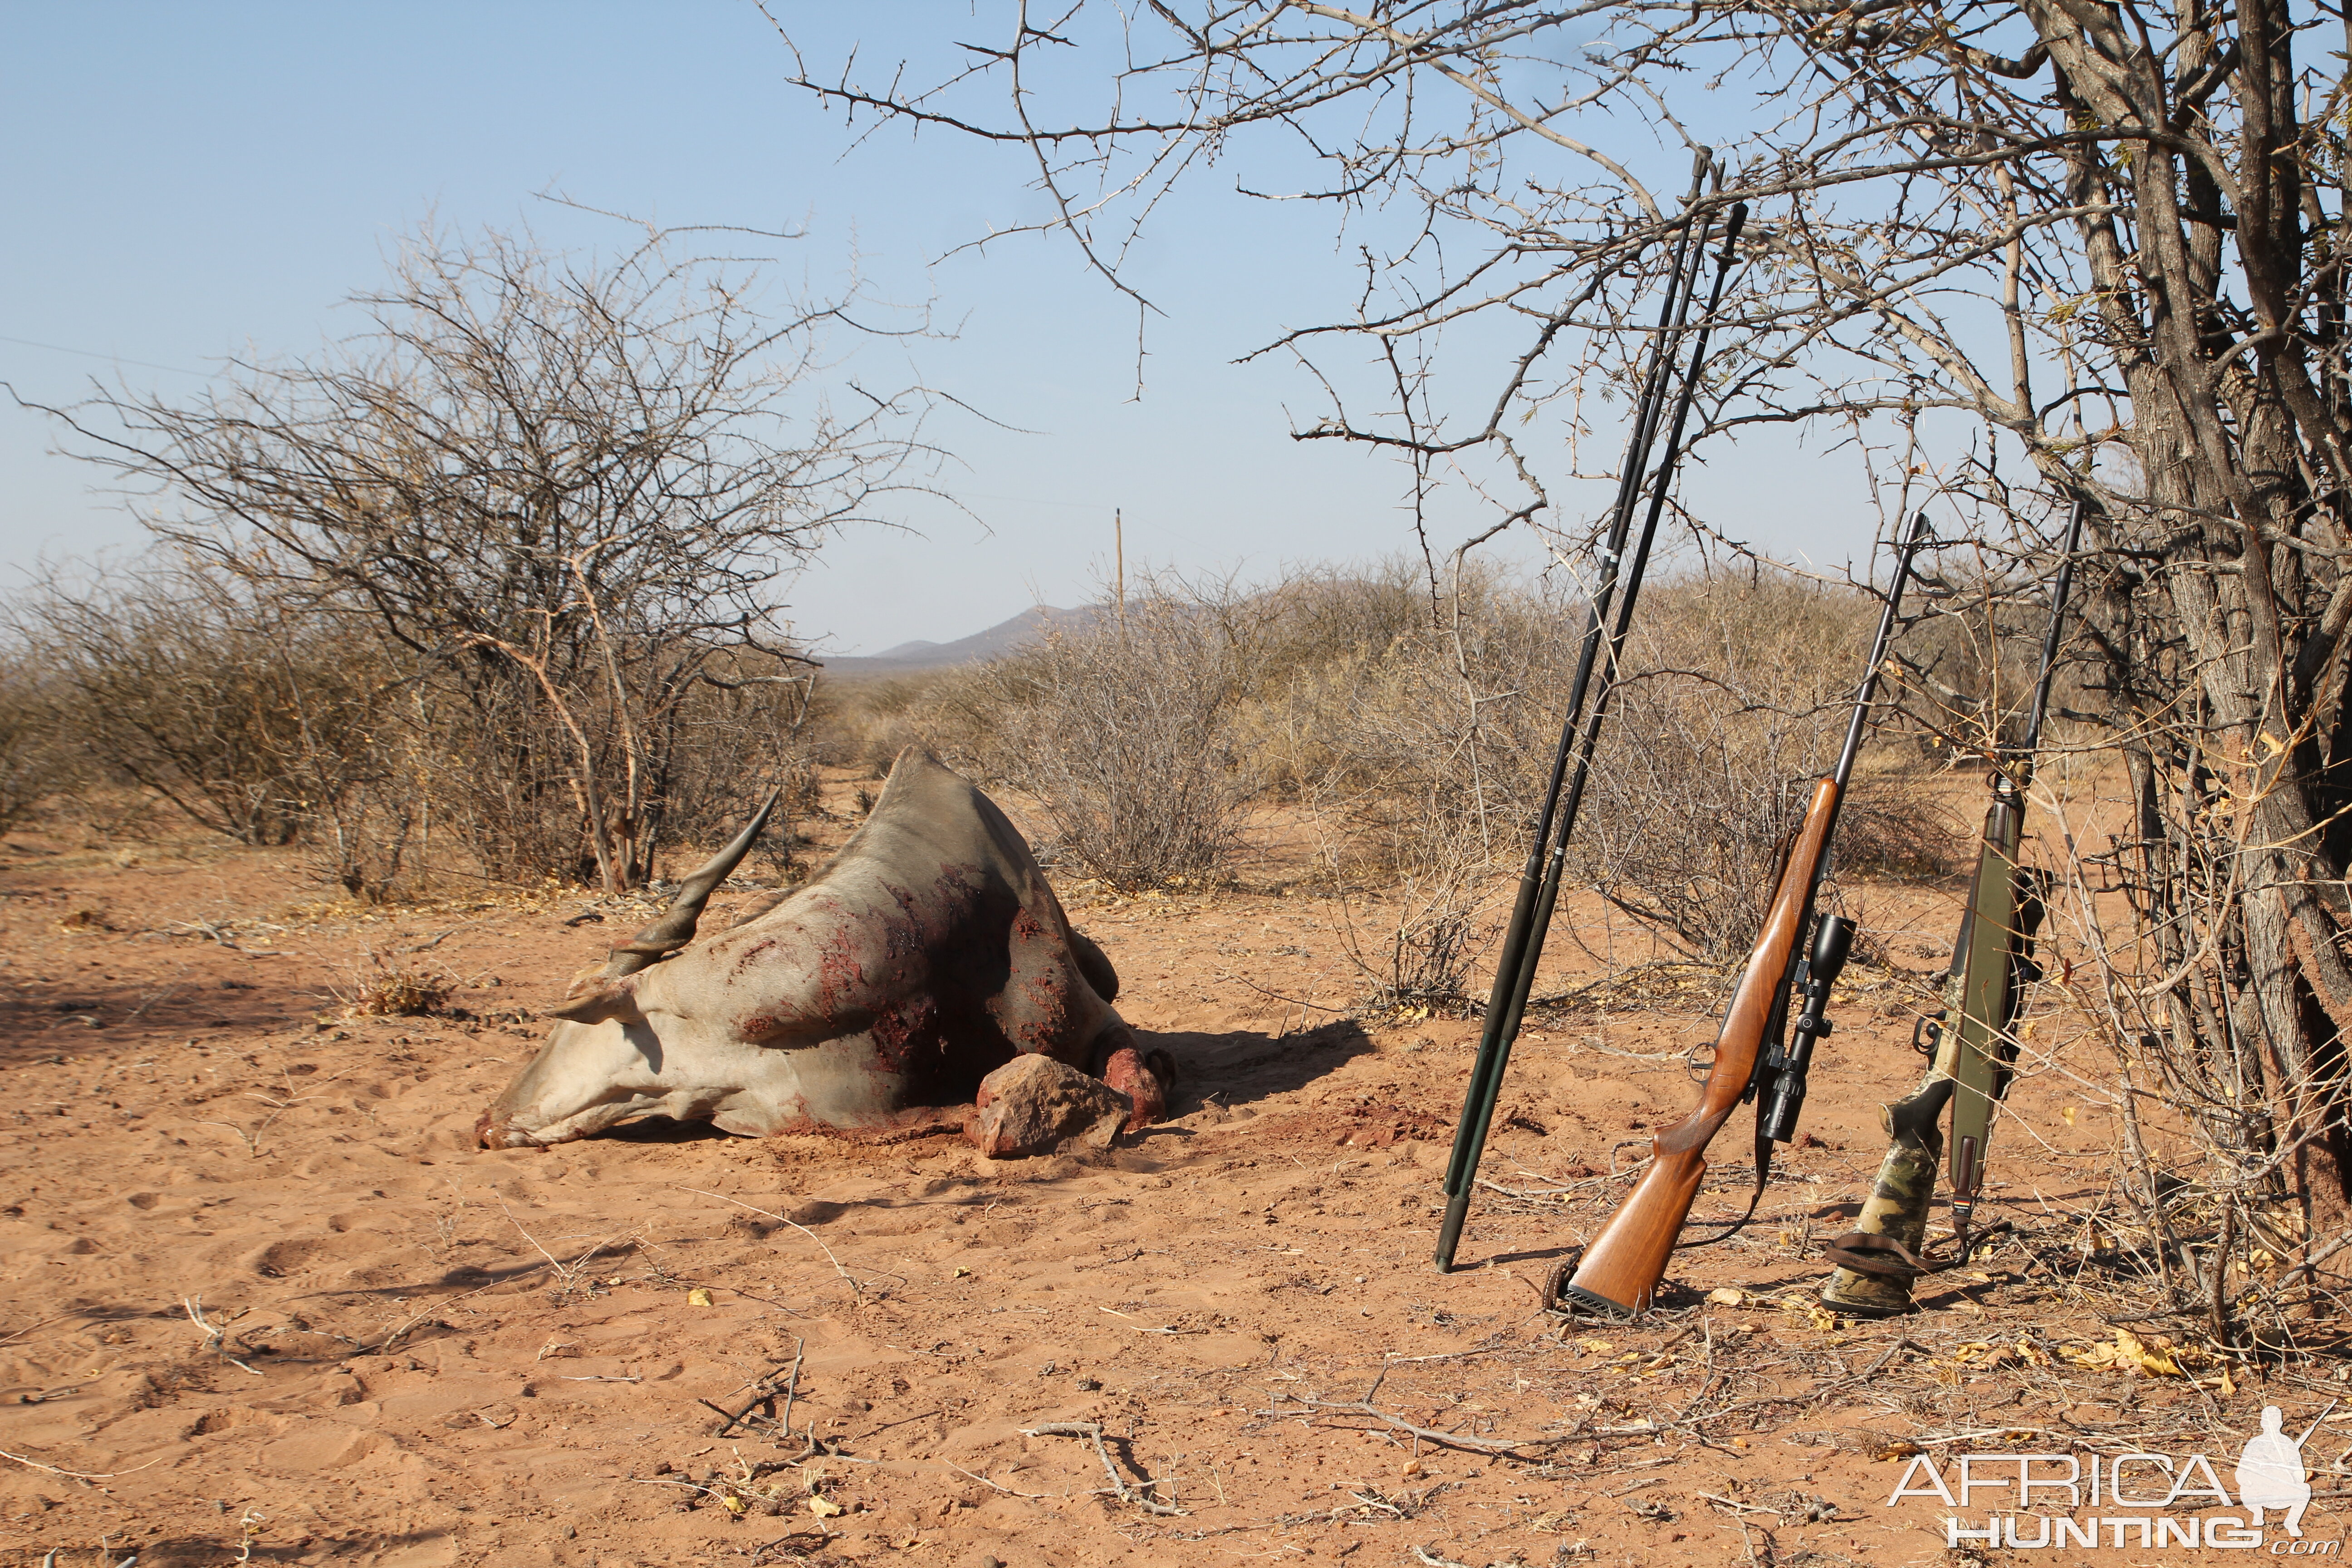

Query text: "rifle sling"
[1823, 1220, 2013, 1280]
[1672, 1132, 1776, 1251]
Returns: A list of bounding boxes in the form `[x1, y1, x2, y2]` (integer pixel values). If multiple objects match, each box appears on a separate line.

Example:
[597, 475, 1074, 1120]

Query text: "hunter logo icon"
[2237, 1405, 2316, 1537]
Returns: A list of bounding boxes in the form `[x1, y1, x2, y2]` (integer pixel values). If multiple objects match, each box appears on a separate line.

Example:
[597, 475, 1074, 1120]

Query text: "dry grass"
[961, 590, 1257, 892]
[820, 562, 1962, 1000]
[3, 555, 822, 902]
[334, 952, 456, 1018]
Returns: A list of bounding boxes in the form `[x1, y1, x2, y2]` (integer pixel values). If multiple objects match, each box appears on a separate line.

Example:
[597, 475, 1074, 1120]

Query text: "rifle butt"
[1820, 1093, 1945, 1317]
[1562, 1147, 1707, 1315]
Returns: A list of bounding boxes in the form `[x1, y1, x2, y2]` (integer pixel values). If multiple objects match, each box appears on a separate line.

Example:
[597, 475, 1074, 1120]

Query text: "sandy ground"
[0, 773, 2346, 1568]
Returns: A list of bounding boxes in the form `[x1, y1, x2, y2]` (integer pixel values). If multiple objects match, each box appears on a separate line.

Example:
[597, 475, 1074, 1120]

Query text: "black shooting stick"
[1431, 156, 1714, 1265]
[1435, 168, 1747, 1272]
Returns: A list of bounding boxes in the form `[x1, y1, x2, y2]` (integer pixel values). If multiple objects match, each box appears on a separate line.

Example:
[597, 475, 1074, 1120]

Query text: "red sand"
[0, 782, 2315, 1567]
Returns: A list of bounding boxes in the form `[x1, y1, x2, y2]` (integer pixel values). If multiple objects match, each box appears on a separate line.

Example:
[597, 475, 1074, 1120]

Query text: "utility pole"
[1115, 508, 1126, 632]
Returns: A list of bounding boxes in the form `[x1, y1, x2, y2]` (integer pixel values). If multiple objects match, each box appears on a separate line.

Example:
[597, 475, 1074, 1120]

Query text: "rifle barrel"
[2020, 500, 2087, 761]
[1832, 513, 1934, 793]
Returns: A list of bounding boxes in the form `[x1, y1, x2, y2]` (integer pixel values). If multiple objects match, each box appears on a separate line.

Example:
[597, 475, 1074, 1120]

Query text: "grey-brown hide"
[476, 749, 1137, 1147]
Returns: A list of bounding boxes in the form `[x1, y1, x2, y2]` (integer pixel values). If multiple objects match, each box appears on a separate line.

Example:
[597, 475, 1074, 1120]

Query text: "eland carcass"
[476, 749, 1168, 1149]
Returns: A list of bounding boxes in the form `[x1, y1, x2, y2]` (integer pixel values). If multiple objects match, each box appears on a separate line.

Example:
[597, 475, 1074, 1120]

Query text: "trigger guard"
[1912, 1014, 1942, 1057]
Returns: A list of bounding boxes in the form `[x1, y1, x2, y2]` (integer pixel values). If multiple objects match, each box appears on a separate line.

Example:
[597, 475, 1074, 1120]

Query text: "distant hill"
[817, 604, 1105, 678]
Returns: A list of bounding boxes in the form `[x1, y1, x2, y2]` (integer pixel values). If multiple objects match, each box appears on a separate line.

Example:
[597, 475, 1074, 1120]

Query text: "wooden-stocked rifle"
[1434, 151, 1744, 1272]
[1553, 512, 1931, 1317]
[1819, 501, 2084, 1317]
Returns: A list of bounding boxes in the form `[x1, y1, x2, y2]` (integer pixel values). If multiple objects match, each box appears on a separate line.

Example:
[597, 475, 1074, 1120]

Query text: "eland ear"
[549, 975, 645, 1025]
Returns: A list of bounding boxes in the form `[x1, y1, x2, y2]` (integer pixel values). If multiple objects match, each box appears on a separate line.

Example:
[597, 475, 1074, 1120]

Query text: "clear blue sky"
[1, 2, 1878, 656]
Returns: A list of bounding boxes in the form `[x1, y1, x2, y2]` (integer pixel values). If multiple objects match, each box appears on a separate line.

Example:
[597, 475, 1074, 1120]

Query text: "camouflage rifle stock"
[1819, 500, 2083, 1317]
